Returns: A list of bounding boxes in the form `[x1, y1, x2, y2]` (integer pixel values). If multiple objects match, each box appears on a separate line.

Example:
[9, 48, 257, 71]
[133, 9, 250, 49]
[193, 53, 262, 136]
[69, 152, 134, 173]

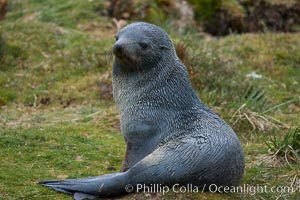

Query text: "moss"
[0, 34, 26, 70]
[0, 89, 16, 105]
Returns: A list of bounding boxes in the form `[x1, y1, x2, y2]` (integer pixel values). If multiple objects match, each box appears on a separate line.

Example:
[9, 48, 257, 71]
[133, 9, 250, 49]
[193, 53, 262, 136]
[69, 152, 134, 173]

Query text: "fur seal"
[39, 22, 245, 199]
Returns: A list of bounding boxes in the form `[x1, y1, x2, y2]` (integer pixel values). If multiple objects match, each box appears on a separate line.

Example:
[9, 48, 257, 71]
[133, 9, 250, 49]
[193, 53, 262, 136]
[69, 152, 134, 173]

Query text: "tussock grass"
[265, 128, 300, 165]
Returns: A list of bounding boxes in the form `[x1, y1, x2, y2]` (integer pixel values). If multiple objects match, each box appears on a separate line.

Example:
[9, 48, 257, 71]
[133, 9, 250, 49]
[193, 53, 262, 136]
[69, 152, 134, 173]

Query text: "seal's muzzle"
[113, 42, 123, 57]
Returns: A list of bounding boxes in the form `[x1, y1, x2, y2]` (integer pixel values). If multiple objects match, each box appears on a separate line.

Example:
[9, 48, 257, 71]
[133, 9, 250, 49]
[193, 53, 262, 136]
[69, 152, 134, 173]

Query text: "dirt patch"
[242, 0, 300, 33]
[0, 0, 7, 21]
[98, 72, 113, 101]
[0, 34, 4, 62]
[196, 0, 300, 35]
[103, 0, 196, 33]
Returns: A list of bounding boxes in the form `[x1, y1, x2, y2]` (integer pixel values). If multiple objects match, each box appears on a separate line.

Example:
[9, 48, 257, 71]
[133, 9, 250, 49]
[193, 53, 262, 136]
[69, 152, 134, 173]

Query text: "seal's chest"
[122, 121, 159, 141]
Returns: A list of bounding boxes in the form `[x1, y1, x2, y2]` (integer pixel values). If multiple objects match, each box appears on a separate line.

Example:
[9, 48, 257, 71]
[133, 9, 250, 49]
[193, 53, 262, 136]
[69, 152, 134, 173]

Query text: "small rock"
[246, 72, 263, 79]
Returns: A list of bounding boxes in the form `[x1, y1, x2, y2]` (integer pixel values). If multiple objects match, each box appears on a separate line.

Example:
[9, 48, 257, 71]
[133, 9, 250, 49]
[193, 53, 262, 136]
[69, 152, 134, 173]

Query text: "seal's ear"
[159, 45, 170, 50]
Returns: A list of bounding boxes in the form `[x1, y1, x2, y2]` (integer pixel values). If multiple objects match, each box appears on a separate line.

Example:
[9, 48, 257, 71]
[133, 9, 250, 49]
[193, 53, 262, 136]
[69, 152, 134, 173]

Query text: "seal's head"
[113, 22, 175, 70]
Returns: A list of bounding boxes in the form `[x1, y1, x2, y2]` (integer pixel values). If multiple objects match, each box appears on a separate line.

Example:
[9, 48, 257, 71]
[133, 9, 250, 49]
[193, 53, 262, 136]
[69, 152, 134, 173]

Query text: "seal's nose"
[113, 42, 123, 56]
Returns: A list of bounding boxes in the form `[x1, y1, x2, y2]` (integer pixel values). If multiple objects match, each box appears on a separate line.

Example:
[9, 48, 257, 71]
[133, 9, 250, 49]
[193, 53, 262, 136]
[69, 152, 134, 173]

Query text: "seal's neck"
[112, 57, 169, 89]
[112, 56, 199, 109]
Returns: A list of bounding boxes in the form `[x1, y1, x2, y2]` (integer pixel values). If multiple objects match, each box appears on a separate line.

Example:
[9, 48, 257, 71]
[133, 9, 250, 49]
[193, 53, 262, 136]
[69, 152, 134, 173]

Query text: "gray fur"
[39, 22, 245, 199]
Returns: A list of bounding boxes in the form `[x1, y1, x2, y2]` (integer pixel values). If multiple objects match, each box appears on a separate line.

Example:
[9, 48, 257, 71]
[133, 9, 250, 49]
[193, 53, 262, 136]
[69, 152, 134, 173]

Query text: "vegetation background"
[0, 0, 299, 199]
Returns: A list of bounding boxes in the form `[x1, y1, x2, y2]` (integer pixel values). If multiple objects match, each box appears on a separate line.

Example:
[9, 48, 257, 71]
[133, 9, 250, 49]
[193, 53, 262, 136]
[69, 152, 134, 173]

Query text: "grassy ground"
[0, 0, 299, 199]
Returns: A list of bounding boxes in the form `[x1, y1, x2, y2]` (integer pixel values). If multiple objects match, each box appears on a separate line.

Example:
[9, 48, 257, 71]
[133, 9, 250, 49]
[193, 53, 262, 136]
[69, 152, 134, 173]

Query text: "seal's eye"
[139, 42, 148, 50]
[114, 35, 119, 41]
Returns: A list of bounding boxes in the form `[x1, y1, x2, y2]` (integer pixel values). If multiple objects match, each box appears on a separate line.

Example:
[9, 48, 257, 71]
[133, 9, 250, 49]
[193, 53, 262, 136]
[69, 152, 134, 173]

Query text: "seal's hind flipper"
[39, 180, 99, 199]
[38, 173, 128, 199]
[74, 192, 98, 200]
[38, 180, 78, 195]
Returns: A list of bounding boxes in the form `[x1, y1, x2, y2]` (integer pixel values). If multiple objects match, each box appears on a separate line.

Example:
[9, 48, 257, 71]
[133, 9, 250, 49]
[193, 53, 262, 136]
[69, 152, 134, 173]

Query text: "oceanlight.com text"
[124, 183, 299, 196]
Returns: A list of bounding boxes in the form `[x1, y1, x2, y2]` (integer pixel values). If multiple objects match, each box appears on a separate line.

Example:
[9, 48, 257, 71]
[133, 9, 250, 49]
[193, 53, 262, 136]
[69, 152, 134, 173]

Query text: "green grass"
[0, 0, 299, 199]
[265, 128, 300, 163]
[0, 122, 124, 199]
